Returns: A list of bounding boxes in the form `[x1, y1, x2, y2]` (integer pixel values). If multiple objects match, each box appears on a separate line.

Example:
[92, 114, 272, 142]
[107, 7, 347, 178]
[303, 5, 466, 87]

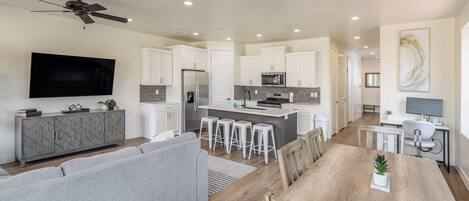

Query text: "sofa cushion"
[60, 147, 142, 175]
[139, 132, 196, 153]
[0, 167, 63, 191]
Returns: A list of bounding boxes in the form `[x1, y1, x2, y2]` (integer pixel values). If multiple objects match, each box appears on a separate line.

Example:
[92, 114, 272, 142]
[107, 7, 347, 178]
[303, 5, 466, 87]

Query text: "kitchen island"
[198, 104, 297, 159]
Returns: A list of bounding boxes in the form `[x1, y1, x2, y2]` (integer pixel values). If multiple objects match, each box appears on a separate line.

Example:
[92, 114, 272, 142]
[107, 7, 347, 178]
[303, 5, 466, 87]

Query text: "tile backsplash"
[140, 85, 166, 102]
[234, 85, 320, 103]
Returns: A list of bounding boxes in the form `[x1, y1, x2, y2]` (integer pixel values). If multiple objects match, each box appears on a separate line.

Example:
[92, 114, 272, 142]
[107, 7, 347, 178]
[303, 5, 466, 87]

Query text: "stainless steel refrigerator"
[181, 69, 209, 133]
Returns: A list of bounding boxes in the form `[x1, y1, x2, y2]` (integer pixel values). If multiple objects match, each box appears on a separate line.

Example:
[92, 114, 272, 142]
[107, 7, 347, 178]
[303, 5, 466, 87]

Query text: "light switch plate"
[311, 92, 318, 98]
[155, 89, 160, 95]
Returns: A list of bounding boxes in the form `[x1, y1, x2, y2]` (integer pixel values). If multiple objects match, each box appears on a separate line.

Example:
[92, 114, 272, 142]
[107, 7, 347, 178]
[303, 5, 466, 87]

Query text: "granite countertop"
[198, 104, 297, 118]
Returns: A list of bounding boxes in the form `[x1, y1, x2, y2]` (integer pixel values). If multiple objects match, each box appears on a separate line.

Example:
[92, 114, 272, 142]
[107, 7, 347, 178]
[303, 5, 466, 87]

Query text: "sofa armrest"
[196, 150, 208, 201]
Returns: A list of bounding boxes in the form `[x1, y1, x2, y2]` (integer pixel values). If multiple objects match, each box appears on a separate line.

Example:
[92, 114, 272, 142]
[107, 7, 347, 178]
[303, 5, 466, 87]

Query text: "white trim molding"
[456, 165, 469, 190]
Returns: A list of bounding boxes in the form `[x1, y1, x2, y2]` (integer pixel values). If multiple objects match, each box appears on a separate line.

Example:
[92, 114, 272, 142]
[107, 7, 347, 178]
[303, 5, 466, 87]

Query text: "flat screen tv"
[29, 53, 115, 98]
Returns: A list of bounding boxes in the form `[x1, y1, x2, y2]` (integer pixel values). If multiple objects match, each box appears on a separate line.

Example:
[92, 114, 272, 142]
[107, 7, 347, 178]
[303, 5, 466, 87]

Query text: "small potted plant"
[385, 110, 393, 120]
[373, 154, 389, 187]
[98, 99, 117, 110]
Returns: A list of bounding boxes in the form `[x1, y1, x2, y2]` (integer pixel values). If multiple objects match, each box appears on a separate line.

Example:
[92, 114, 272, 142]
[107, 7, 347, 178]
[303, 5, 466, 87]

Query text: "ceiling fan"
[31, 0, 130, 24]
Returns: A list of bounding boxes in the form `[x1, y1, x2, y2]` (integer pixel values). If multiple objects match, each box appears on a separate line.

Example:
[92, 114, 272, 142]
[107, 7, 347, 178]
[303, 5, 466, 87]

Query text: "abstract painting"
[399, 28, 430, 92]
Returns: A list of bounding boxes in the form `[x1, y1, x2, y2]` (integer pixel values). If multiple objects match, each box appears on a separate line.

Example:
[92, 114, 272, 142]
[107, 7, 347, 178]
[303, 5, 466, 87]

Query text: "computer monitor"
[406, 97, 443, 117]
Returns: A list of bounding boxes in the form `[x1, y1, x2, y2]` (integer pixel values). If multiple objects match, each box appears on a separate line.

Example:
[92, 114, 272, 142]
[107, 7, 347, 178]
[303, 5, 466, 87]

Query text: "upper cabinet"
[240, 56, 262, 86]
[141, 48, 173, 86]
[261, 46, 288, 72]
[173, 45, 207, 71]
[286, 51, 319, 88]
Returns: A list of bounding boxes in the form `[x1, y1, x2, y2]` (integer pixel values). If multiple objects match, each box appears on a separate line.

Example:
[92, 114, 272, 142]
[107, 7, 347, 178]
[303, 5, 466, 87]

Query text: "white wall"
[362, 58, 380, 106]
[244, 37, 332, 134]
[0, 5, 185, 164]
[455, 1, 469, 189]
[380, 18, 456, 163]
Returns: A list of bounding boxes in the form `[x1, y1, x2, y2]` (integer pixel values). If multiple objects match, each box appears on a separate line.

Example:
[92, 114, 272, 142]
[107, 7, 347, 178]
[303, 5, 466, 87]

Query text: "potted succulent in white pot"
[373, 154, 389, 187]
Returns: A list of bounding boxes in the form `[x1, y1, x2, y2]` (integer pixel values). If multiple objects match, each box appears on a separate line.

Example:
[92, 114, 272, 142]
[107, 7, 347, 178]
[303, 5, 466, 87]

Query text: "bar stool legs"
[249, 124, 277, 164]
[199, 117, 218, 149]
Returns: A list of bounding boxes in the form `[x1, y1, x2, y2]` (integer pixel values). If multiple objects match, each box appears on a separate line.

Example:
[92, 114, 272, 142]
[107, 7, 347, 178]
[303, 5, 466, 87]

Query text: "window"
[365, 73, 380, 88]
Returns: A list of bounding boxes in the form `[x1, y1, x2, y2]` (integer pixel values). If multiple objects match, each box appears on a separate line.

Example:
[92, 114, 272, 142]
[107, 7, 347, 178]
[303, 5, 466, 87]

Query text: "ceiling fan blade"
[38, 0, 66, 8]
[79, 15, 95, 24]
[31, 10, 72, 13]
[90, 12, 129, 23]
[84, 3, 106, 12]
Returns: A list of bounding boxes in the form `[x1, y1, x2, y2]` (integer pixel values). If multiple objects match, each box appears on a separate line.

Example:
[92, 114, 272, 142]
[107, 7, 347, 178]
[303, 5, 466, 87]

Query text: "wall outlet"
[311, 92, 318, 98]
[155, 89, 160, 95]
[254, 90, 258, 95]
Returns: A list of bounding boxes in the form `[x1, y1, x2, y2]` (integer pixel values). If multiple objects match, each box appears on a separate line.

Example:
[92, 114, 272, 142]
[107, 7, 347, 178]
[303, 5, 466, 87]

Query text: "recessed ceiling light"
[193, 32, 199, 36]
[370, 52, 376, 55]
[293, 29, 301, 33]
[256, 34, 263, 37]
[183, 1, 193, 6]
[351, 16, 360, 21]
[354, 36, 361, 40]
[127, 18, 133, 22]
[226, 37, 232, 41]
[363, 45, 369, 49]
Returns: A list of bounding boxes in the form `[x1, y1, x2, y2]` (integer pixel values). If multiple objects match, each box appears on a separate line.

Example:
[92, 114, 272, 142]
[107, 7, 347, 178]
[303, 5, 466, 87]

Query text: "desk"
[278, 144, 455, 201]
[380, 119, 450, 172]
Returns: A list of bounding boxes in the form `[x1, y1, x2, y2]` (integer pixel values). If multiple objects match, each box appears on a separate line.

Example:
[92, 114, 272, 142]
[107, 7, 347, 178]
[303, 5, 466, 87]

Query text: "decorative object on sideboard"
[62, 104, 90, 114]
[370, 154, 391, 192]
[399, 28, 430, 92]
[98, 99, 117, 110]
[384, 110, 393, 120]
[16, 109, 42, 117]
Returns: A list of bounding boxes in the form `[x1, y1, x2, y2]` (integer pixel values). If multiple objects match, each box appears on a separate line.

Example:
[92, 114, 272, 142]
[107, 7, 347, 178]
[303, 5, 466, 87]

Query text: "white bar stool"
[213, 118, 235, 153]
[249, 123, 277, 164]
[199, 116, 219, 149]
[229, 121, 253, 158]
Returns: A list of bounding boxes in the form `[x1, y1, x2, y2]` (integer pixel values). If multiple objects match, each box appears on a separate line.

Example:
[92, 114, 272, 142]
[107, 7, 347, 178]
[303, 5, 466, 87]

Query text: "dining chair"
[277, 139, 308, 191]
[357, 125, 404, 154]
[299, 128, 327, 167]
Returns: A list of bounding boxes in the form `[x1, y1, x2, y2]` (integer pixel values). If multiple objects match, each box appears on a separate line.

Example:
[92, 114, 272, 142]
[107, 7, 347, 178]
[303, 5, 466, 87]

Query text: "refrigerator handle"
[194, 81, 198, 112]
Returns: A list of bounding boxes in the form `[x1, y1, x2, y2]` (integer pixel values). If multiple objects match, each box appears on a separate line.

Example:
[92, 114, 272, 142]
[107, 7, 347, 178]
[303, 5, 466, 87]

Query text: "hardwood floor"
[2, 114, 468, 201]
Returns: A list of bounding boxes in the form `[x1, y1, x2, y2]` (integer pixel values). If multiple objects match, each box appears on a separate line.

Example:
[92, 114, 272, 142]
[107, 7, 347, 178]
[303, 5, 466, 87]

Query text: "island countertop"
[198, 104, 297, 118]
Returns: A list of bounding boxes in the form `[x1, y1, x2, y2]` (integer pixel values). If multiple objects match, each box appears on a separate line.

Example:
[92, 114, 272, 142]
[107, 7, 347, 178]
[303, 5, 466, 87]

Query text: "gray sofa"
[0, 133, 208, 201]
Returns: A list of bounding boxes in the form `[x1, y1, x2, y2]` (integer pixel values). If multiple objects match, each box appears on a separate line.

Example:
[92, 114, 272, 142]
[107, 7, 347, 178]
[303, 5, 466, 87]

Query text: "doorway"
[331, 48, 349, 134]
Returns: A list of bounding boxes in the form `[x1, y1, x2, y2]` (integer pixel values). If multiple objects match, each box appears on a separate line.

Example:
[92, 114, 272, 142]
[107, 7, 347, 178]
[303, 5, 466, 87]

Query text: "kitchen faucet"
[242, 89, 251, 108]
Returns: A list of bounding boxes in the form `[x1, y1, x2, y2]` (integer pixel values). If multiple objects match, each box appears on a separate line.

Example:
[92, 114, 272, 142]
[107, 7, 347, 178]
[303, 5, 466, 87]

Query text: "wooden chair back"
[357, 125, 403, 153]
[299, 128, 327, 167]
[277, 139, 308, 191]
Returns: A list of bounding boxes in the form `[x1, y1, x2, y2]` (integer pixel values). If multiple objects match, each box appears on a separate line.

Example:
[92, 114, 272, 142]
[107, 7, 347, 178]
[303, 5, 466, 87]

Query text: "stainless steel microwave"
[261, 72, 286, 87]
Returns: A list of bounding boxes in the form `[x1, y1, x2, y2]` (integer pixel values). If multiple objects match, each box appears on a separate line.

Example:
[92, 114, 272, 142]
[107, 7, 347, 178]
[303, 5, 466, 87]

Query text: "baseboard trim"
[0, 153, 15, 165]
[456, 165, 469, 191]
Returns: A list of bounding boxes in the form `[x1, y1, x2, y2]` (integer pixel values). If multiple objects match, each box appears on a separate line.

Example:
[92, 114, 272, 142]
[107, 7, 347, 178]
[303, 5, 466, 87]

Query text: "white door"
[297, 111, 312, 135]
[300, 53, 317, 87]
[336, 53, 348, 131]
[160, 51, 173, 85]
[167, 110, 179, 133]
[286, 54, 301, 87]
[210, 50, 232, 104]
[155, 111, 168, 136]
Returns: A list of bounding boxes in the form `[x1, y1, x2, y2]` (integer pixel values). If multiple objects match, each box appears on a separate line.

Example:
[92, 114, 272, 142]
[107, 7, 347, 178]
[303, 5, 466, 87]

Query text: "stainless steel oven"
[261, 72, 286, 87]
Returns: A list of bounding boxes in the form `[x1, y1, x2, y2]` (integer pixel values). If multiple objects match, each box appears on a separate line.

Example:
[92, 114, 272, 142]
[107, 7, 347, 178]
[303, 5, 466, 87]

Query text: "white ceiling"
[0, 0, 466, 58]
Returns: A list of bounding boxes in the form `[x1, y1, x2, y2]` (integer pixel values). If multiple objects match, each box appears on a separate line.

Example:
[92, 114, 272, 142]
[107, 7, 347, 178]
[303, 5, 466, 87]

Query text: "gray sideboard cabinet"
[15, 110, 125, 166]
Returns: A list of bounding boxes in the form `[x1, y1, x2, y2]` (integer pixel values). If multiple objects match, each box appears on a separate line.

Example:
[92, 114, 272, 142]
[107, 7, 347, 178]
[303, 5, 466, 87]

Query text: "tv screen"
[406, 97, 443, 117]
[29, 53, 115, 98]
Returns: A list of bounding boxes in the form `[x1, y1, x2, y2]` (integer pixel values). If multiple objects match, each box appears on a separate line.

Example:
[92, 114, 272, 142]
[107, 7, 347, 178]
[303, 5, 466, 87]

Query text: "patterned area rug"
[208, 156, 256, 197]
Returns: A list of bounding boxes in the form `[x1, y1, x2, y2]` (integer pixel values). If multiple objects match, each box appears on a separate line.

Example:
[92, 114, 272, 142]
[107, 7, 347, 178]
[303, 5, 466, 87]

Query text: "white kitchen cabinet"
[286, 51, 318, 88]
[174, 45, 207, 70]
[261, 46, 287, 72]
[141, 48, 173, 85]
[141, 102, 180, 139]
[240, 56, 262, 86]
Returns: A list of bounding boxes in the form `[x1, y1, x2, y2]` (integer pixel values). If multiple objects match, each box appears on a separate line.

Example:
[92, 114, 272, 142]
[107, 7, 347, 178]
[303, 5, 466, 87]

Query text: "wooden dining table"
[277, 143, 455, 201]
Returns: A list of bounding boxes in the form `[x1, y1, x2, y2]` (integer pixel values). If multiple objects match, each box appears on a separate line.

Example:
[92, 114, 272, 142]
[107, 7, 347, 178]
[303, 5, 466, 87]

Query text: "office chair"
[402, 120, 436, 157]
